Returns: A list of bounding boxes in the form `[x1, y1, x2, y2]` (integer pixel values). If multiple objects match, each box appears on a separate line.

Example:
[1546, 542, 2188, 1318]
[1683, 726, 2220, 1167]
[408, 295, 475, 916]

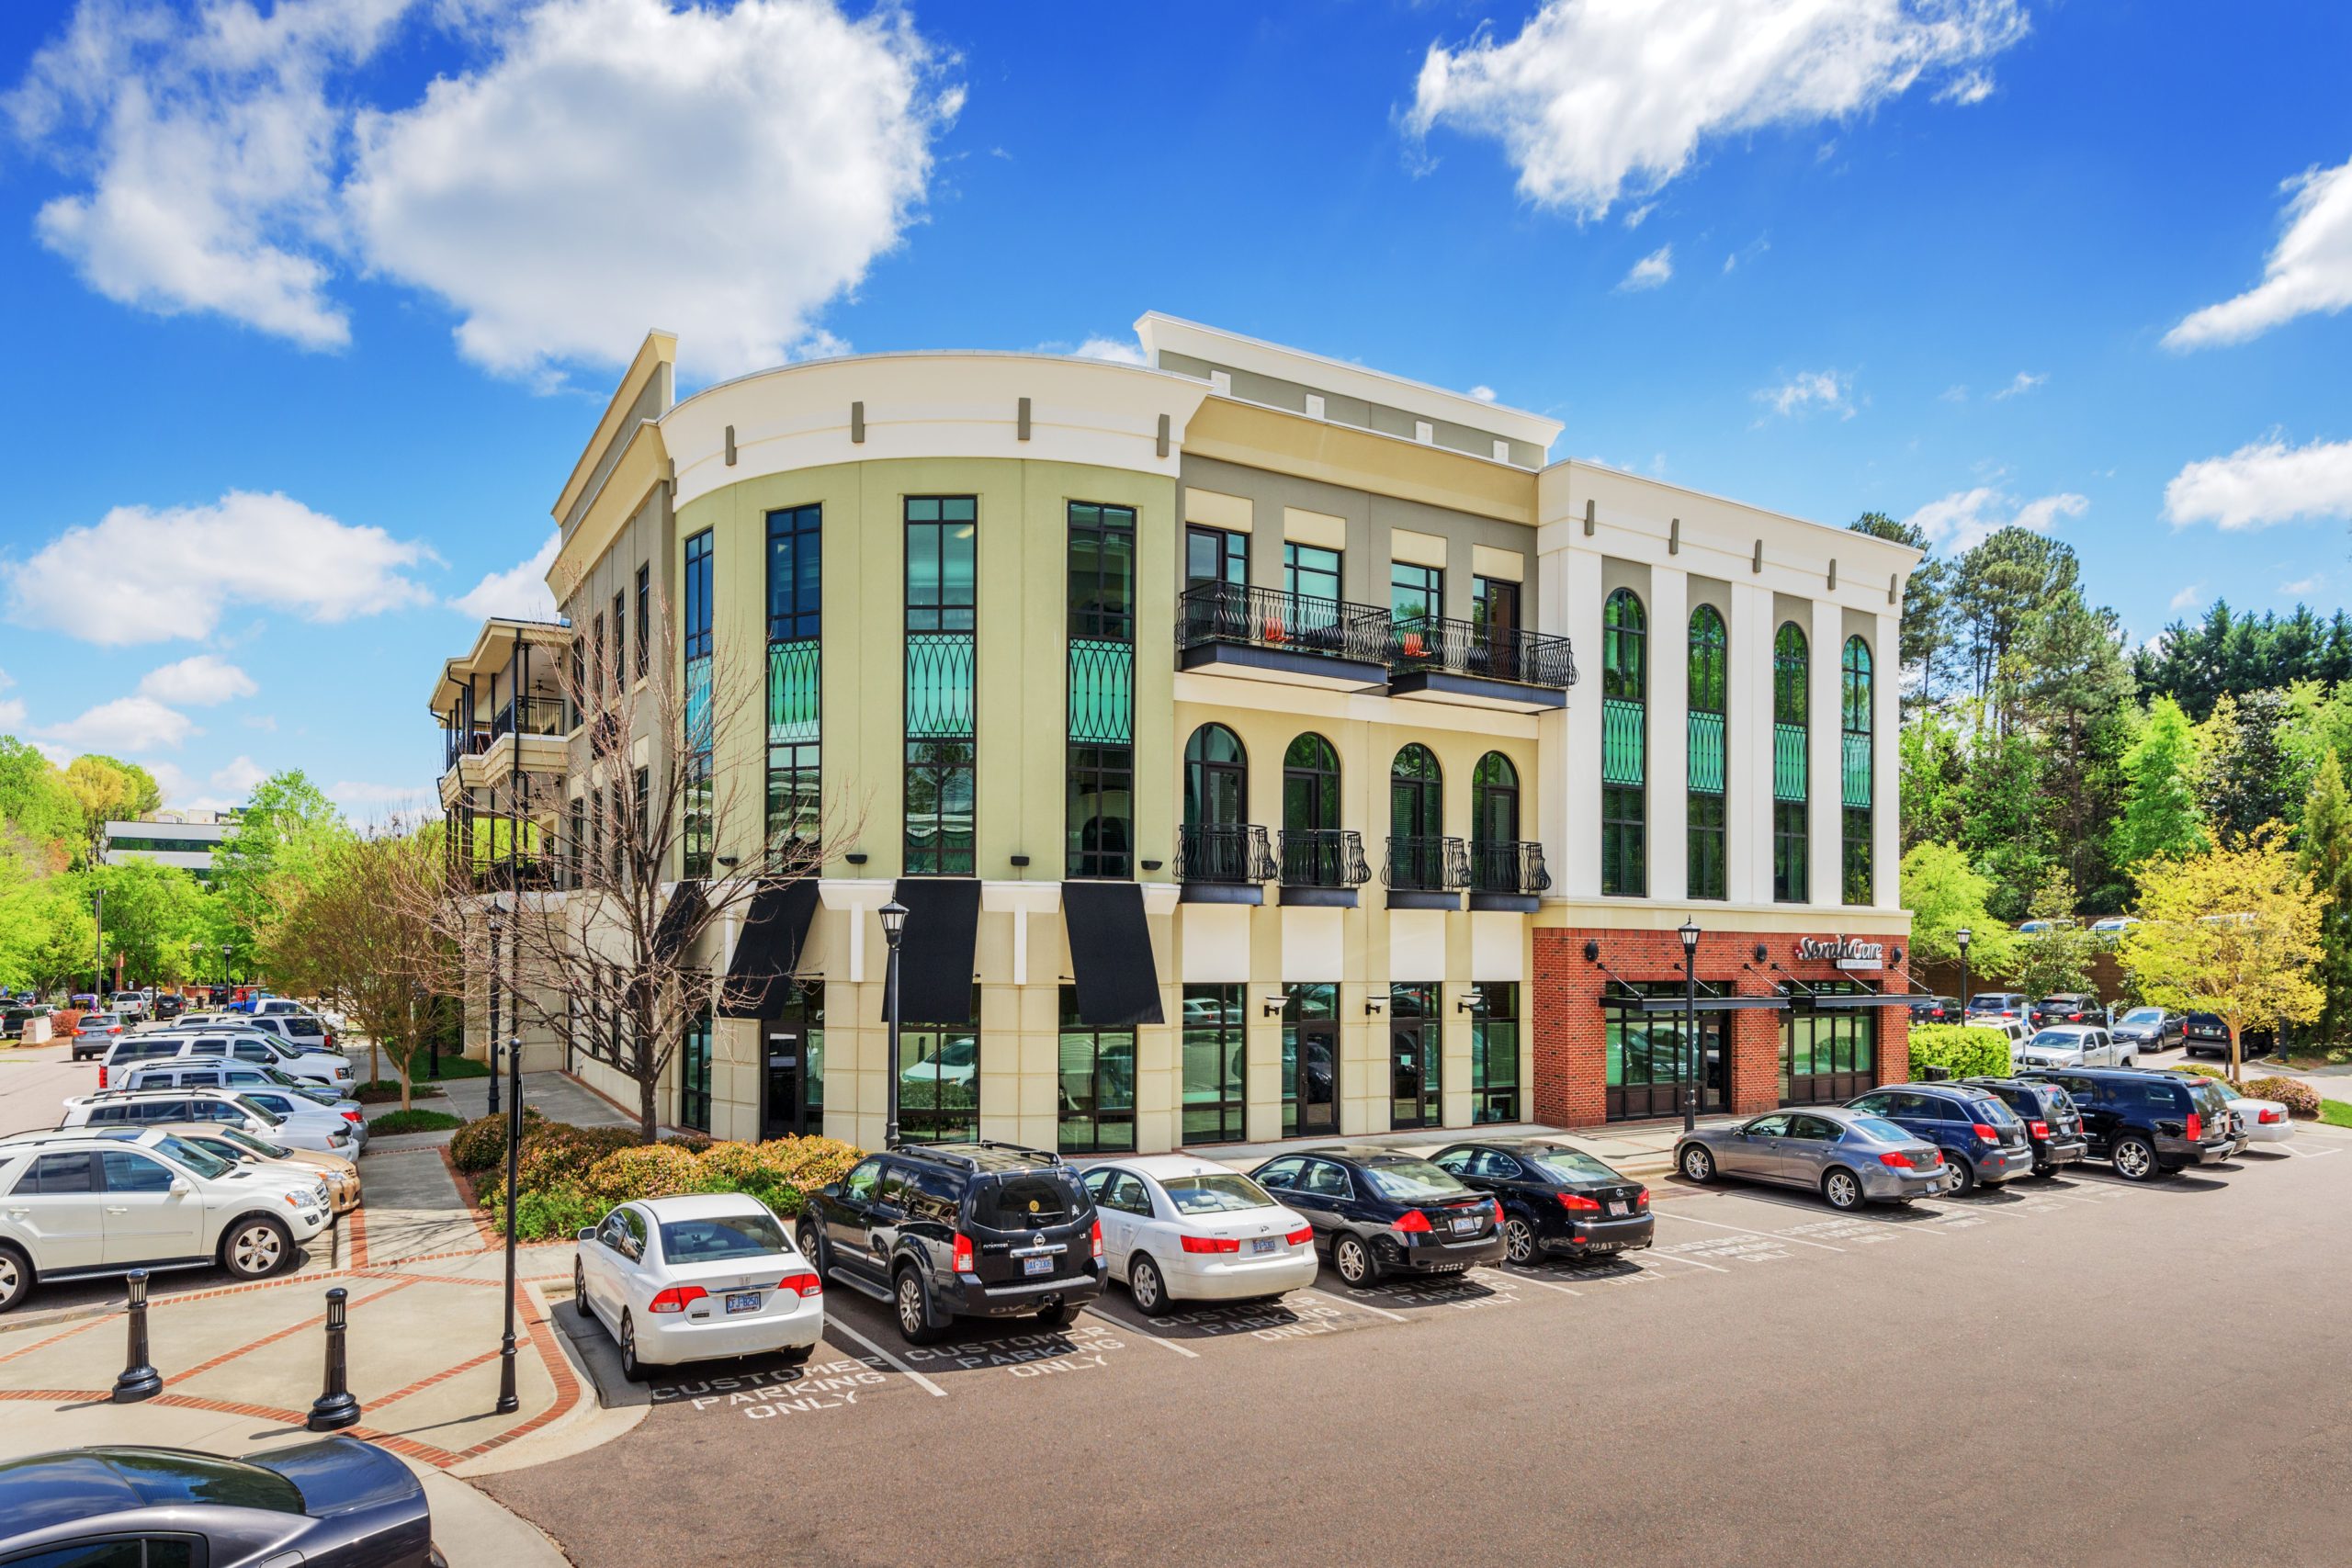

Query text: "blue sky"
[2, 0, 2348, 818]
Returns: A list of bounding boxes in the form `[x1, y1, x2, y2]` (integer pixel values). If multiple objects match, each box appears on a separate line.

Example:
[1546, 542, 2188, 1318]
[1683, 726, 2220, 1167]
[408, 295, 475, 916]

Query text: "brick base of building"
[1532, 926, 1912, 1130]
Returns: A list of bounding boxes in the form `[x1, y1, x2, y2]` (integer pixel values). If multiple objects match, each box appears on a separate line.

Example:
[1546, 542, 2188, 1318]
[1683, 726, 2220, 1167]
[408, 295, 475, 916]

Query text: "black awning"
[1062, 881, 1165, 1028]
[1633, 995, 1791, 1013]
[651, 879, 707, 963]
[718, 879, 820, 1020]
[888, 877, 982, 1025]
[1807, 991, 1921, 1010]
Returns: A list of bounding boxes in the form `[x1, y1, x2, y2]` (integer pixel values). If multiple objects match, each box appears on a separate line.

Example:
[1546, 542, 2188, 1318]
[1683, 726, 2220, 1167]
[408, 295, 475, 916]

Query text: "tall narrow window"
[1185, 525, 1247, 586]
[1470, 982, 1520, 1122]
[1057, 986, 1136, 1153]
[634, 564, 650, 680]
[1773, 622, 1809, 903]
[899, 987, 980, 1144]
[1687, 604, 1729, 900]
[905, 497, 976, 875]
[766, 504, 821, 851]
[1182, 724, 1250, 883]
[1470, 752, 1528, 894]
[1067, 502, 1136, 878]
[1388, 744, 1444, 890]
[1600, 588, 1646, 897]
[681, 528, 714, 879]
[1181, 984, 1246, 1144]
[1281, 732, 1343, 886]
[611, 591, 626, 696]
[1473, 575, 1522, 681]
[678, 1012, 712, 1133]
[1842, 635, 1873, 905]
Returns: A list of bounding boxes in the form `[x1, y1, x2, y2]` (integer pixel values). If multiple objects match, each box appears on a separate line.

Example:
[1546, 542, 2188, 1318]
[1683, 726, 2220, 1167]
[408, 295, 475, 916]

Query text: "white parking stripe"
[1082, 1302, 1202, 1358]
[1653, 1208, 1848, 1252]
[1487, 1266, 1580, 1296]
[1635, 1247, 1731, 1274]
[824, 1316, 948, 1397]
[1303, 1288, 1408, 1323]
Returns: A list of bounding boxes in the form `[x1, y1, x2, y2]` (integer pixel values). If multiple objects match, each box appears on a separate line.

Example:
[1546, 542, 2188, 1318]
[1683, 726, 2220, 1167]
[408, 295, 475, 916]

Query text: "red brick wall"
[1532, 925, 1913, 1128]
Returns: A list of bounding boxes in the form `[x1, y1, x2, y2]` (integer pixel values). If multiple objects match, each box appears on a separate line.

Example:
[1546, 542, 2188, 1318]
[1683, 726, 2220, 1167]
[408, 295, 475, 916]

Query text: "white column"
[1872, 609, 1902, 909]
[1726, 581, 1773, 905]
[1810, 597, 1844, 911]
[1546, 547, 1605, 898]
[1647, 567, 1689, 903]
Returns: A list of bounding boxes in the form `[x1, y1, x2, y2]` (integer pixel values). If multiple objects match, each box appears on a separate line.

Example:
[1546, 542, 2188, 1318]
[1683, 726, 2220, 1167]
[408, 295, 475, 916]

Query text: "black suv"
[2014, 1067, 2238, 1180]
[796, 1142, 1104, 1345]
[1962, 1076, 2089, 1174]
[2183, 1011, 2273, 1059]
[1842, 1084, 2035, 1194]
[2030, 994, 2102, 1029]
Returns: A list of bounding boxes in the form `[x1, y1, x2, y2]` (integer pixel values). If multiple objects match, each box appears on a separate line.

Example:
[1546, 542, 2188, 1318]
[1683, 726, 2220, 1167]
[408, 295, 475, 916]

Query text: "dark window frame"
[1180, 983, 1246, 1145]
[1057, 986, 1137, 1155]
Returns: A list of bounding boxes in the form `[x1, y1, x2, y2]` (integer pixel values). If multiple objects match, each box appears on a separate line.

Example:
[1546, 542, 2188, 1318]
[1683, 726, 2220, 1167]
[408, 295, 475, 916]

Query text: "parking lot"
[484, 1122, 2352, 1568]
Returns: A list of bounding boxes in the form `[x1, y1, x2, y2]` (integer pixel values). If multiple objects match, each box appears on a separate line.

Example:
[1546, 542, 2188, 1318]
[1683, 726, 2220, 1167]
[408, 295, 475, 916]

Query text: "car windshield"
[151, 1135, 233, 1178]
[229, 1094, 282, 1126]
[2206, 1081, 2244, 1102]
[1969, 995, 2011, 1010]
[218, 1128, 296, 1159]
[659, 1211, 789, 1262]
[1528, 1146, 1623, 1184]
[1851, 1116, 1914, 1143]
[92, 1450, 305, 1514]
[1159, 1173, 1274, 1213]
[2029, 1031, 2083, 1047]
[1361, 1159, 1469, 1201]
[1966, 1098, 2023, 1126]
[2120, 1009, 2164, 1025]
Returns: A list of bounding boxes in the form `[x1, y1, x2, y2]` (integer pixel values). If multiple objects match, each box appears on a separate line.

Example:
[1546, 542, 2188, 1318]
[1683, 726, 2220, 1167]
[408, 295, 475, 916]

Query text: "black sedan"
[0, 1439, 441, 1567]
[1430, 1139, 1652, 1263]
[1250, 1145, 1507, 1286]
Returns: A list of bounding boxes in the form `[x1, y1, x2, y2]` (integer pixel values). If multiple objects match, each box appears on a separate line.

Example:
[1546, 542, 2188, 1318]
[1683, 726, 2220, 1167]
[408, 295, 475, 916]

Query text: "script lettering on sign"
[1794, 936, 1886, 971]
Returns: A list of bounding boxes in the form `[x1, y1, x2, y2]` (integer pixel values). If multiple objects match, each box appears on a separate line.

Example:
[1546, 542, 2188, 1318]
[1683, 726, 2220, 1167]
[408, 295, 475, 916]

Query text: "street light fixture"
[485, 906, 506, 1119]
[879, 900, 909, 1150]
[92, 888, 105, 1005]
[1955, 927, 1973, 1023]
[1679, 920, 1702, 1134]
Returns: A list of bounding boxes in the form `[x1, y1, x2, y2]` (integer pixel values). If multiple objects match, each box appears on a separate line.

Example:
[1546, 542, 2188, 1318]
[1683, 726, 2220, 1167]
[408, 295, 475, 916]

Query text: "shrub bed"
[2244, 1076, 2323, 1119]
[1907, 1022, 2010, 1081]
[450, 1108, 545, 1172]
[469, 1119, 865, 1241]
[370, 1108, 464, 1135]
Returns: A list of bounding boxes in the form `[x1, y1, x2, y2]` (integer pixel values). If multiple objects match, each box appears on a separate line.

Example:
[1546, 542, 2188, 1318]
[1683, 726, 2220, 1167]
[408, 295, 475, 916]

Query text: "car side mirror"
[576, 1226, 596, 1243]
[820, 1182, 839, 1199]
[169, 1179, 191, 1198]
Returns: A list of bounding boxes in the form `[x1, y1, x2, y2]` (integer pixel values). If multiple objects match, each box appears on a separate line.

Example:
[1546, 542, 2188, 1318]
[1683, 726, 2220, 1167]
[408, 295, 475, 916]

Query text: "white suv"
[62, 1088, 360, 1156]
[0, 1127, 330, 1312]
[101, 1031, 353, 1092]
[2014, 1025, 2129, 1071]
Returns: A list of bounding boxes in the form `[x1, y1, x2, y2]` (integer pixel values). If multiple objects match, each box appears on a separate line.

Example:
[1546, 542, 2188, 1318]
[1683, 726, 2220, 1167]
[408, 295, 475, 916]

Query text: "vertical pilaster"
[1549, 547, 1605, 897]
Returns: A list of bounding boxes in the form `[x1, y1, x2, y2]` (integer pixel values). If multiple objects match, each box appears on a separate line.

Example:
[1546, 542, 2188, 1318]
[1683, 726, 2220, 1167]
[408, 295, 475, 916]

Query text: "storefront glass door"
[1390, 983, 1440, 1129]
[1283, 982, 1340, 1137]
[1604, 997, 1727, 1122]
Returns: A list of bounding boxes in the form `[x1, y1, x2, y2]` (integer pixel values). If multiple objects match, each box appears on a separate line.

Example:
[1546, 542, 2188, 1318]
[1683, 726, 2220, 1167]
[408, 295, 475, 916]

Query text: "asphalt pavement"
[483, 1122, 2352, 1568]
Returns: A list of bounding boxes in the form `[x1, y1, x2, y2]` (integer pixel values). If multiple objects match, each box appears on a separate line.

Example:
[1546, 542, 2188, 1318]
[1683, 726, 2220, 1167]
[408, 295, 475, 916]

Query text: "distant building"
[103, 813, 236, 880]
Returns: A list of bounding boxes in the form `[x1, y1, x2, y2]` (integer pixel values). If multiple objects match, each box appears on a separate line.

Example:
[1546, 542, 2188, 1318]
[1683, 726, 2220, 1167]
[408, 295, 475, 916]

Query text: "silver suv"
[0, 1127, 330, 1312]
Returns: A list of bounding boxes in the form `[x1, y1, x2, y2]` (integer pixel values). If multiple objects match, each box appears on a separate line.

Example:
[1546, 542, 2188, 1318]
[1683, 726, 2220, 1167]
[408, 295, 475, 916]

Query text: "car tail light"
[341, 1110, 361, 1122]
[2260, 1108, 2284, 1124]
[951, 1233, 975, 1273]
[648, 1285, 707, 1314]
[1285, 1225, 1313, 1246]
[2029, 1120, 2050, 1139]
[1393, 1209, 1432, 1234]
[779, 1270, 822, 1297]
[1091, 1219, 1104, 1263]
[98, 1066, 107, 1088]
[1181, 1235, 1241, 1254]
[2185, 1112, 2202, 1141]
[1879, 1151, 1916, 1168]
[1492, 1199, 1507, 1227]
[1635, 1189, 1650, 1210]
[1927, 1148, 1944, 1166]
[1558, 1191, 1601, 1213]
[1972, 1122, 1999, 1145]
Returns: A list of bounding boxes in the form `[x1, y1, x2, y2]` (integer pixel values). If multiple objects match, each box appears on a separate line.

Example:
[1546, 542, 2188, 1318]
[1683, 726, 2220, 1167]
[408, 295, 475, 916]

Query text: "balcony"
[491, 694, 568, 739]
[1467, 840, 1551, 912]
[1277, 829, 1371, 908]
[442, 725, 492, 771]
[1176, 582, 1577, 711]
[1177, 824, 1278, 905]
[1385, 835, 1468, 910]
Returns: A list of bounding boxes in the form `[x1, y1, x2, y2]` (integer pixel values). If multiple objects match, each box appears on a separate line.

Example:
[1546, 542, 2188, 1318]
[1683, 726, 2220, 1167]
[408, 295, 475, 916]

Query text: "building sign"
[1796, 936, 1885, 972]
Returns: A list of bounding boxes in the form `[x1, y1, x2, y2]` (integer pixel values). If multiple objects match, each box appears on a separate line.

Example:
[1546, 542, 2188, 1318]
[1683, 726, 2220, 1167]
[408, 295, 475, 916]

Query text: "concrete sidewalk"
[436, 1069, 637, 1129]
[1182, 1115, 1718, 1179]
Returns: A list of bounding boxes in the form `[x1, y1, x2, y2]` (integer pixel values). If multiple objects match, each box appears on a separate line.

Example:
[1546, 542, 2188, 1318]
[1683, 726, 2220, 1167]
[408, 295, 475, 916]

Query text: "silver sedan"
[1674, 1108, 1951, 1210]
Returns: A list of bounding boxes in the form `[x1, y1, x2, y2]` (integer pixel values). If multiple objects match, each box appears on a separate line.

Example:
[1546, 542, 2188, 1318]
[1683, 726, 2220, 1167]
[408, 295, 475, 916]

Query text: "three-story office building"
[428, 315, 1921, 1151]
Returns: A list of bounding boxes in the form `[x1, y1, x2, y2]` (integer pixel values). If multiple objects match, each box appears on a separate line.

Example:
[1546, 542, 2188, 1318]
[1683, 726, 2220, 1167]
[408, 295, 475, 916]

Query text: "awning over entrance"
[718, 879, 820, 1020]
[1061, 880, 1166, 1029]
[1801, 988, 1918, 1009]
[1608, 978, 1789, 1014]
[888, 877, 981, 1025]
[651, 879, 707, 962]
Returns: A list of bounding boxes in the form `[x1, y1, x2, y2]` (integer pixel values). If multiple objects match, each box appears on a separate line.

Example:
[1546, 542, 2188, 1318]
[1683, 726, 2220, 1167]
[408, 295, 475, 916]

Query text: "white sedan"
[1080, 1155, 1317, 1315]
[573, 1195, 823, 1382]
[2208, 1080, 2295, 1144]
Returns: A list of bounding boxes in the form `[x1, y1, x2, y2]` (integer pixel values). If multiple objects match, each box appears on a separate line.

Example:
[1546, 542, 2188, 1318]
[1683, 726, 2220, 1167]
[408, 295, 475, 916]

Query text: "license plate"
[1251, 1236, 1279, 1255]
[1607, 1201, 1630, 1216]
[1450, 1216, 1480, 1235]
[1584, 1241, 1621, 1253]
[725, 1292, 759, 1314]
[1023, 1256, 1052, 1277]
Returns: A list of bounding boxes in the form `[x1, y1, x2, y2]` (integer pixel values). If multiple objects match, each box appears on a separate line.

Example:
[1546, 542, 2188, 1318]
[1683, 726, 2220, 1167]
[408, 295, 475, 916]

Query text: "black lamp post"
[485, 906, 504, 1119]
[1956, 927, 1972, 1022]
[220, 942, 231, 1002]
[1679, 919, 1701, 1133]
[494, 1018, 522, 1416]
[879, 900, 909, 1149]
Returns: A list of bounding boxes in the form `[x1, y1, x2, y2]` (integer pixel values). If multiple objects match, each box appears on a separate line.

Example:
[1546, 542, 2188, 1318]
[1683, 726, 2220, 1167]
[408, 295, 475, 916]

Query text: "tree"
[2196, 691, 2299, 844]
[1850, 512, 1953, 707]
[2299, 751, 2352, 1051]
[1955, 685, 2051, 921]
[2012, 867, 2099, 1002]
[0, 878, 96, 995]
[62, 755, 160, 869]
[0, 739, 79, 874]
[1899, 840, 2019, 974]
[1898, 710, 1966, 851]
[2120, 827, 2325, 1083]
[2110, 695, 2207, 876]
[91, 860, 215, 988]
[212, 771, 348, 982]
[1949, 528, 2080, 707]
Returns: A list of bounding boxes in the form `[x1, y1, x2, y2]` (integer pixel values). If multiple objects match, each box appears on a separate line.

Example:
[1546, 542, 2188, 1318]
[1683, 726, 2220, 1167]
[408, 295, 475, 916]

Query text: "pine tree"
[2299, 750, 2352, 1051]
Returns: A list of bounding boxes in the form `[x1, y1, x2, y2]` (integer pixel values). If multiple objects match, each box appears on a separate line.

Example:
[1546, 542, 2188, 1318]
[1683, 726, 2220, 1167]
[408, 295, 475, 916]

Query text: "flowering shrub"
[2245, 1076, 2322, 1118]
[451, 1107, 545, 1173]
[472, 1121, 866, 1240]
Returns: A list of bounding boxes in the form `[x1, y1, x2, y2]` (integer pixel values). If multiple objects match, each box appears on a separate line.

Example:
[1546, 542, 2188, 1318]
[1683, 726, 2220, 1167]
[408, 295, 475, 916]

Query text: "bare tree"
[408, 576, 859, 1140]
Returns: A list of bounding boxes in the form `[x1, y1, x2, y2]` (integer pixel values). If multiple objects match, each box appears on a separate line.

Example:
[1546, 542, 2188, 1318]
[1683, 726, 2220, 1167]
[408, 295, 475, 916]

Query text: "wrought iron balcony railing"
[442, 726, 492, 770]
[1469, 840, 1552, 897]
[1178, 581, 1395, 668]
[1389, 615, 1577, 690]
[1385, 835, 1470, 892]
[1179, 823, 1279, 884]
[490, 694, 568, 739]
[1278, 828, 1372, 888]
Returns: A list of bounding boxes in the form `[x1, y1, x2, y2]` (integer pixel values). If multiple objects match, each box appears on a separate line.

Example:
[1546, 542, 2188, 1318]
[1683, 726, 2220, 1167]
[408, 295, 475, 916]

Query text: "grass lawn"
[2319, 1100, 2352, 1130]
[369, 1108, 465, 1135]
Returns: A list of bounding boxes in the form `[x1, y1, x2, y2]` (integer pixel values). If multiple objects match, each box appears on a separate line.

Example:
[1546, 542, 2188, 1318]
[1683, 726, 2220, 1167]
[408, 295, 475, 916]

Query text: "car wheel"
[2112, 1135, 2158, 1181]
[776, 1345, 814, 1366]
[1679, 1145, 1715, 1183]
[1502, 1215, 1538, 1265]
[1942, 1156, 1975, 1197]
[572, 1258, 593, 1319]
[1822, 1168, 1863, 1211]
[1034, 1301, 1074, 1328]
[1128, 1254, 1173, 1317]
[220, 1215, 291, 1280]
[796, 1220, 826, 1277]
[618, 1313, 647, 1382]
[0, 1245, 28, 1313]
[1332, 1233, 1378, 1286]
[893, 1266, 946, 1346]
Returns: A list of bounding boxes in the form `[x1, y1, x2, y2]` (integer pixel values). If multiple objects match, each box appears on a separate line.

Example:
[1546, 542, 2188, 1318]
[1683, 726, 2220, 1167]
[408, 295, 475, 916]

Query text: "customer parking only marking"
[903, 1323, 1132, 1380]
[650, 1354, 893, 1421]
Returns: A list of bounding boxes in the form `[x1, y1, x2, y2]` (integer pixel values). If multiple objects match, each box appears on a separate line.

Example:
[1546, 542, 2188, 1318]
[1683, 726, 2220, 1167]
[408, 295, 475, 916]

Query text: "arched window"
[1600, 589, 1646, 897]
[1772, 623, 1809, 902]
[1183, 724, 1248, 829]
[1687, 604, 1728, 900]
[1841, 637, 1873, 905]
[1471, 752, 1539, 897]
[1388, 745, 1444, 890]
[1282, 733, 1345, 888]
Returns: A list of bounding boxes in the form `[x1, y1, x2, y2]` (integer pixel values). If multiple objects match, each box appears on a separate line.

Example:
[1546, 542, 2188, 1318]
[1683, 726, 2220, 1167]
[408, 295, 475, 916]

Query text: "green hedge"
[370, 1108, 463, 1135]
[1908, 1022, 2011, 1082]
[468, 1118, 866, 1241]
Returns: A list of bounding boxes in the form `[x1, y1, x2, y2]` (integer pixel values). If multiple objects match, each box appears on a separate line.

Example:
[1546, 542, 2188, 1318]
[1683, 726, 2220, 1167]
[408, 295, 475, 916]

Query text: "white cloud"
[243, 714, 278, 732]
[2169, 583, 2204, 612]
[1405, 0, 2029, 219]
[2162, 434, 2352, 531]
[451, 530, 561, 622]
[329, 779, 429, 820]
[1755, 369, 1853, 420]
[37, 695, 197, 753]
[1619, 244, 1673, 290]
[1905, 487, 2087, 553]
[209, 755, 266, 797]
[9, 0, 959, 382]
[1468, 385, 1498, 402]
[1069, 337, 1146, 367]
[1990, 370, 2045, 400]
[2165, 155, 2352, 350]
[2281, 574, 2324, 597]
[1623, 201, 1656, 229]
[0, 698, 23, 730]
[139, 654, 256, 706]
[6, 491, 431, 646]
[1938, 69, 1996, 106]
[1940, 384, 1969, 402]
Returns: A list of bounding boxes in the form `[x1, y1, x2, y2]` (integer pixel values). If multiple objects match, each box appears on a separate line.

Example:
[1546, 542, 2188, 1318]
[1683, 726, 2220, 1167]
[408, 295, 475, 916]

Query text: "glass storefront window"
[1281, 982, 1338, 1137]
[678, 1012, 712, 1133]
[900, 987, 979, 1144]
[1057, 987, 1136, 1154]
[1470, 981, 1518, 1123]
[1182, 984, 1245, 1144]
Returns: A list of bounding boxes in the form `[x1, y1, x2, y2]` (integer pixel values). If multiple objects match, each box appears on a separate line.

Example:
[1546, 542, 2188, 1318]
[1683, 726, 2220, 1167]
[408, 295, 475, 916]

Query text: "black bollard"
[306, 1287, 362, 1432]
[111, 1269, 162, 1404]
